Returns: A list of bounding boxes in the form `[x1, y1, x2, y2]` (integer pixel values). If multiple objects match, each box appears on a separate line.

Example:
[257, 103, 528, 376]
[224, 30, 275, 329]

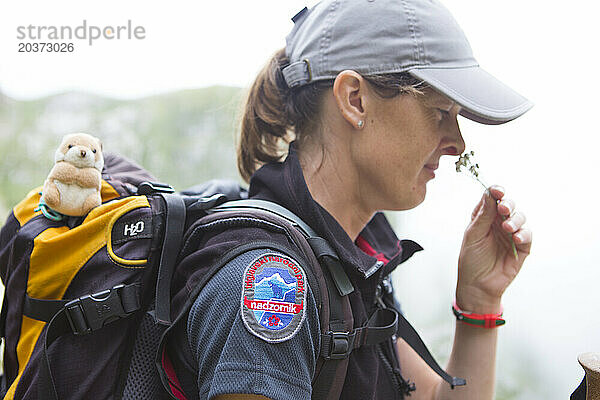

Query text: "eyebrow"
[420, 90, 462, 113]
[433, 94, 453, 107]
[433, 94, 461, 112]
[427, 97, 454, 110]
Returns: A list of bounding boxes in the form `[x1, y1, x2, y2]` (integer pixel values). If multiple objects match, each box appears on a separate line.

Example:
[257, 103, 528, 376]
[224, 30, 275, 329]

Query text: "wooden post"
[579, 353, 600, 399]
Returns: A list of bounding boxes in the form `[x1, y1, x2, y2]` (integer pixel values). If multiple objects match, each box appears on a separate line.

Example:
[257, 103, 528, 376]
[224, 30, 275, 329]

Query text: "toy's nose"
[80, 150, 86, 158]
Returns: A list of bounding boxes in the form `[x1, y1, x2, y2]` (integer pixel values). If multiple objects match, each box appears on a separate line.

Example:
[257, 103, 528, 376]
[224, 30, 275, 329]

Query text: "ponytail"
[237, 48, 291, 183]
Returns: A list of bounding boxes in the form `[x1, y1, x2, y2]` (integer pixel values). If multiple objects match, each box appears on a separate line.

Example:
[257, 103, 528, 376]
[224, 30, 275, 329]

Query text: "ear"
[95, 137, 103, 152]
[61, 133, 74, 146]
[332, 70, 367, 130]
[54, 148, 65, 163]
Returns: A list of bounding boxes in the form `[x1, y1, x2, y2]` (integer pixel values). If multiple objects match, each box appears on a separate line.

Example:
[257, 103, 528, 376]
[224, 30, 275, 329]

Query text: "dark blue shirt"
[187, 249, 320, 400]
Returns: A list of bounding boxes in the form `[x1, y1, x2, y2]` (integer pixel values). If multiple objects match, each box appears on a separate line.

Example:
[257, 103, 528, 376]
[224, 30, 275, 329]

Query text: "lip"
[424, 164, 438, 178]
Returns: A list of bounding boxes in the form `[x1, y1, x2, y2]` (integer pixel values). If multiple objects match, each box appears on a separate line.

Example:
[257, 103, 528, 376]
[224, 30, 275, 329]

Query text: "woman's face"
[352, 87, 465, 211]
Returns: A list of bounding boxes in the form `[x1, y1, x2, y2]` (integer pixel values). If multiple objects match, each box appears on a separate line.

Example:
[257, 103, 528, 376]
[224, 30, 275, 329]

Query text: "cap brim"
[408, 66, 533, 125]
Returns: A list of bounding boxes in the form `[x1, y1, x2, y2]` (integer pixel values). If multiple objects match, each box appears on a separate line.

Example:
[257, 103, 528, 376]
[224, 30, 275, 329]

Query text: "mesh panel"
[122, 311, 168, 400]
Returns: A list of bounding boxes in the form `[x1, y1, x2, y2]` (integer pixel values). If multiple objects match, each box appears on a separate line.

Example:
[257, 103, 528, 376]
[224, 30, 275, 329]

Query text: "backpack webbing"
[211, 200, 466, 397]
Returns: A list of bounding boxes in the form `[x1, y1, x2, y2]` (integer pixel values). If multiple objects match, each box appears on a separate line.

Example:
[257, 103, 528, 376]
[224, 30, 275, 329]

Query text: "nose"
[80, 150, 86, 158]
[440, 116, 465, 156]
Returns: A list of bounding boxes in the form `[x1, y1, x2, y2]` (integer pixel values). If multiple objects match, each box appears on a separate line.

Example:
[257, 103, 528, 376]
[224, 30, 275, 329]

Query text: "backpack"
[0, 153, 463, 400]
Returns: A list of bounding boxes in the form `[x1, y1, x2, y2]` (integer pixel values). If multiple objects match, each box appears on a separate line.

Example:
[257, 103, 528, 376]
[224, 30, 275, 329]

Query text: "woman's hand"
[456, 185, 532, 313]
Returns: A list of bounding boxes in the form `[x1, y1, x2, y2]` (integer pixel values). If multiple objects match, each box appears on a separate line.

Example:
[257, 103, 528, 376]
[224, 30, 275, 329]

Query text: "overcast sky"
[1, 1, 599, 398]
[0, 0, 572, 101]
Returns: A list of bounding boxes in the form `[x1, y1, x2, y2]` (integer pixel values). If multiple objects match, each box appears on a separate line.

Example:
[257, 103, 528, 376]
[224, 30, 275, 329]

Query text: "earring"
[357, 120, 364, 129]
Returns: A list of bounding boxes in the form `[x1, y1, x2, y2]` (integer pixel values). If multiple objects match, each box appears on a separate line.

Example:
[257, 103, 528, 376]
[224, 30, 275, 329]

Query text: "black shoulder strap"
[211, 199, 318, 238]
[154, 193, 186, 325]
[396, 311, 466, 388]
[311, 254, 353, 400]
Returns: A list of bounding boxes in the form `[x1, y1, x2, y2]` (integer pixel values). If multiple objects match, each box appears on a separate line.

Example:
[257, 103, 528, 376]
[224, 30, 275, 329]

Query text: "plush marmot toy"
[41, 133, 104, 217]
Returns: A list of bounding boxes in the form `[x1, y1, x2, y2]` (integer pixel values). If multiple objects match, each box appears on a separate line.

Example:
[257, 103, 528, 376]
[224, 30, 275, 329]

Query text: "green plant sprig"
[455, 151, 518, 260]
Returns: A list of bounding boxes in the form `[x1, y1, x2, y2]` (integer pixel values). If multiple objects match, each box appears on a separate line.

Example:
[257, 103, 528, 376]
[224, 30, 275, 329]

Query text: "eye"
[92, 149, 96, 153]
[437, 108, 450, 119]
[68, 144, 73, 149]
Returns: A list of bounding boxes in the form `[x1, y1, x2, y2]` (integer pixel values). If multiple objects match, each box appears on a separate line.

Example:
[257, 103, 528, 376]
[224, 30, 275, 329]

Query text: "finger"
[497, 198, 515, 217]
[471, 195, 485, 221]
[513, 228, 532, 246]
[502, 211, 526, 233]
[488, 185, 505, 201]
[466, 190, 498, 241]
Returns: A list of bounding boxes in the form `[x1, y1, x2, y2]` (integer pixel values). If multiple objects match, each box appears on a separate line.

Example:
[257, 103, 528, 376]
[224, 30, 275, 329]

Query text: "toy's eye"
[68, 144, 73, 149]
[92, 149, 96, 153]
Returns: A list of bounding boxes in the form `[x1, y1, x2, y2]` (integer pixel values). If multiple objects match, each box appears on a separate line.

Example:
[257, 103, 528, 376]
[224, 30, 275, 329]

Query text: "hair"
[237, 48, 426, 183]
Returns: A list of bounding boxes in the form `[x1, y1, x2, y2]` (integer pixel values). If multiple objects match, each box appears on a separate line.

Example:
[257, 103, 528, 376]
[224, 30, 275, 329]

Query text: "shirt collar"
[248, 142, 422, 279]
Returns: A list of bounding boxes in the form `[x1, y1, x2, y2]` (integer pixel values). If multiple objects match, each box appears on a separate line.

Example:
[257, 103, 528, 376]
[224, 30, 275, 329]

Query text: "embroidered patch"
[241, 253, 307, 342]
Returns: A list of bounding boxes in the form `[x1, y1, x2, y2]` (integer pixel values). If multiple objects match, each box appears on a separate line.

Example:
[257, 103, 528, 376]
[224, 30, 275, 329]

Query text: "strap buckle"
[64, 284, 131, 335]
[137, 181, 175, 195]
[324, 331, 352, 360]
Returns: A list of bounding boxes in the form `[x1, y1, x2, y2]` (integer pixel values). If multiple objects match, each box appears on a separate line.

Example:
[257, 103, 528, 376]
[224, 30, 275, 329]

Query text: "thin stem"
[476, 178, 518, 261]
[474, 177, 488, 191]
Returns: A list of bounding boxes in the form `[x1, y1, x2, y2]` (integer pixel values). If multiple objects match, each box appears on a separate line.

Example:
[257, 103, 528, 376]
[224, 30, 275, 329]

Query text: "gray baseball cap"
[282, 0, 533, 125]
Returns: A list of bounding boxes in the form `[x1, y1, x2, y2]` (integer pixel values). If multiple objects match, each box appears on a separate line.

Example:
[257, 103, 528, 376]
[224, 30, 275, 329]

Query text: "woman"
[168, 0, 533, 399]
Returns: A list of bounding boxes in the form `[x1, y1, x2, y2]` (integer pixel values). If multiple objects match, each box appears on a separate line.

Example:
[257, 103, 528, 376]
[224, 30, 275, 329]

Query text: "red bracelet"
[452, 300, 505, 328]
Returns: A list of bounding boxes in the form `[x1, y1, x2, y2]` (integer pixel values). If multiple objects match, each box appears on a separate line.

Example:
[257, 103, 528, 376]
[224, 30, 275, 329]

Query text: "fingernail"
[514, 232, 524, 242]
[492, 185, 505, 194]
[507, 221, 517, 231]
[501, 202, 512, 215]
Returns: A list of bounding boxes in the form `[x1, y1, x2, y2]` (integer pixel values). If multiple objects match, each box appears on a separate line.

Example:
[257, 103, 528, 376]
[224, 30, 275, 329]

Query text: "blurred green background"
[0, 86, 244, 215]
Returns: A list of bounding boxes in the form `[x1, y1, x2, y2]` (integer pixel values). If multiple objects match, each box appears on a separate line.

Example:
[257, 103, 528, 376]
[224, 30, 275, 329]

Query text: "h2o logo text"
[124, 221, 144, 236]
